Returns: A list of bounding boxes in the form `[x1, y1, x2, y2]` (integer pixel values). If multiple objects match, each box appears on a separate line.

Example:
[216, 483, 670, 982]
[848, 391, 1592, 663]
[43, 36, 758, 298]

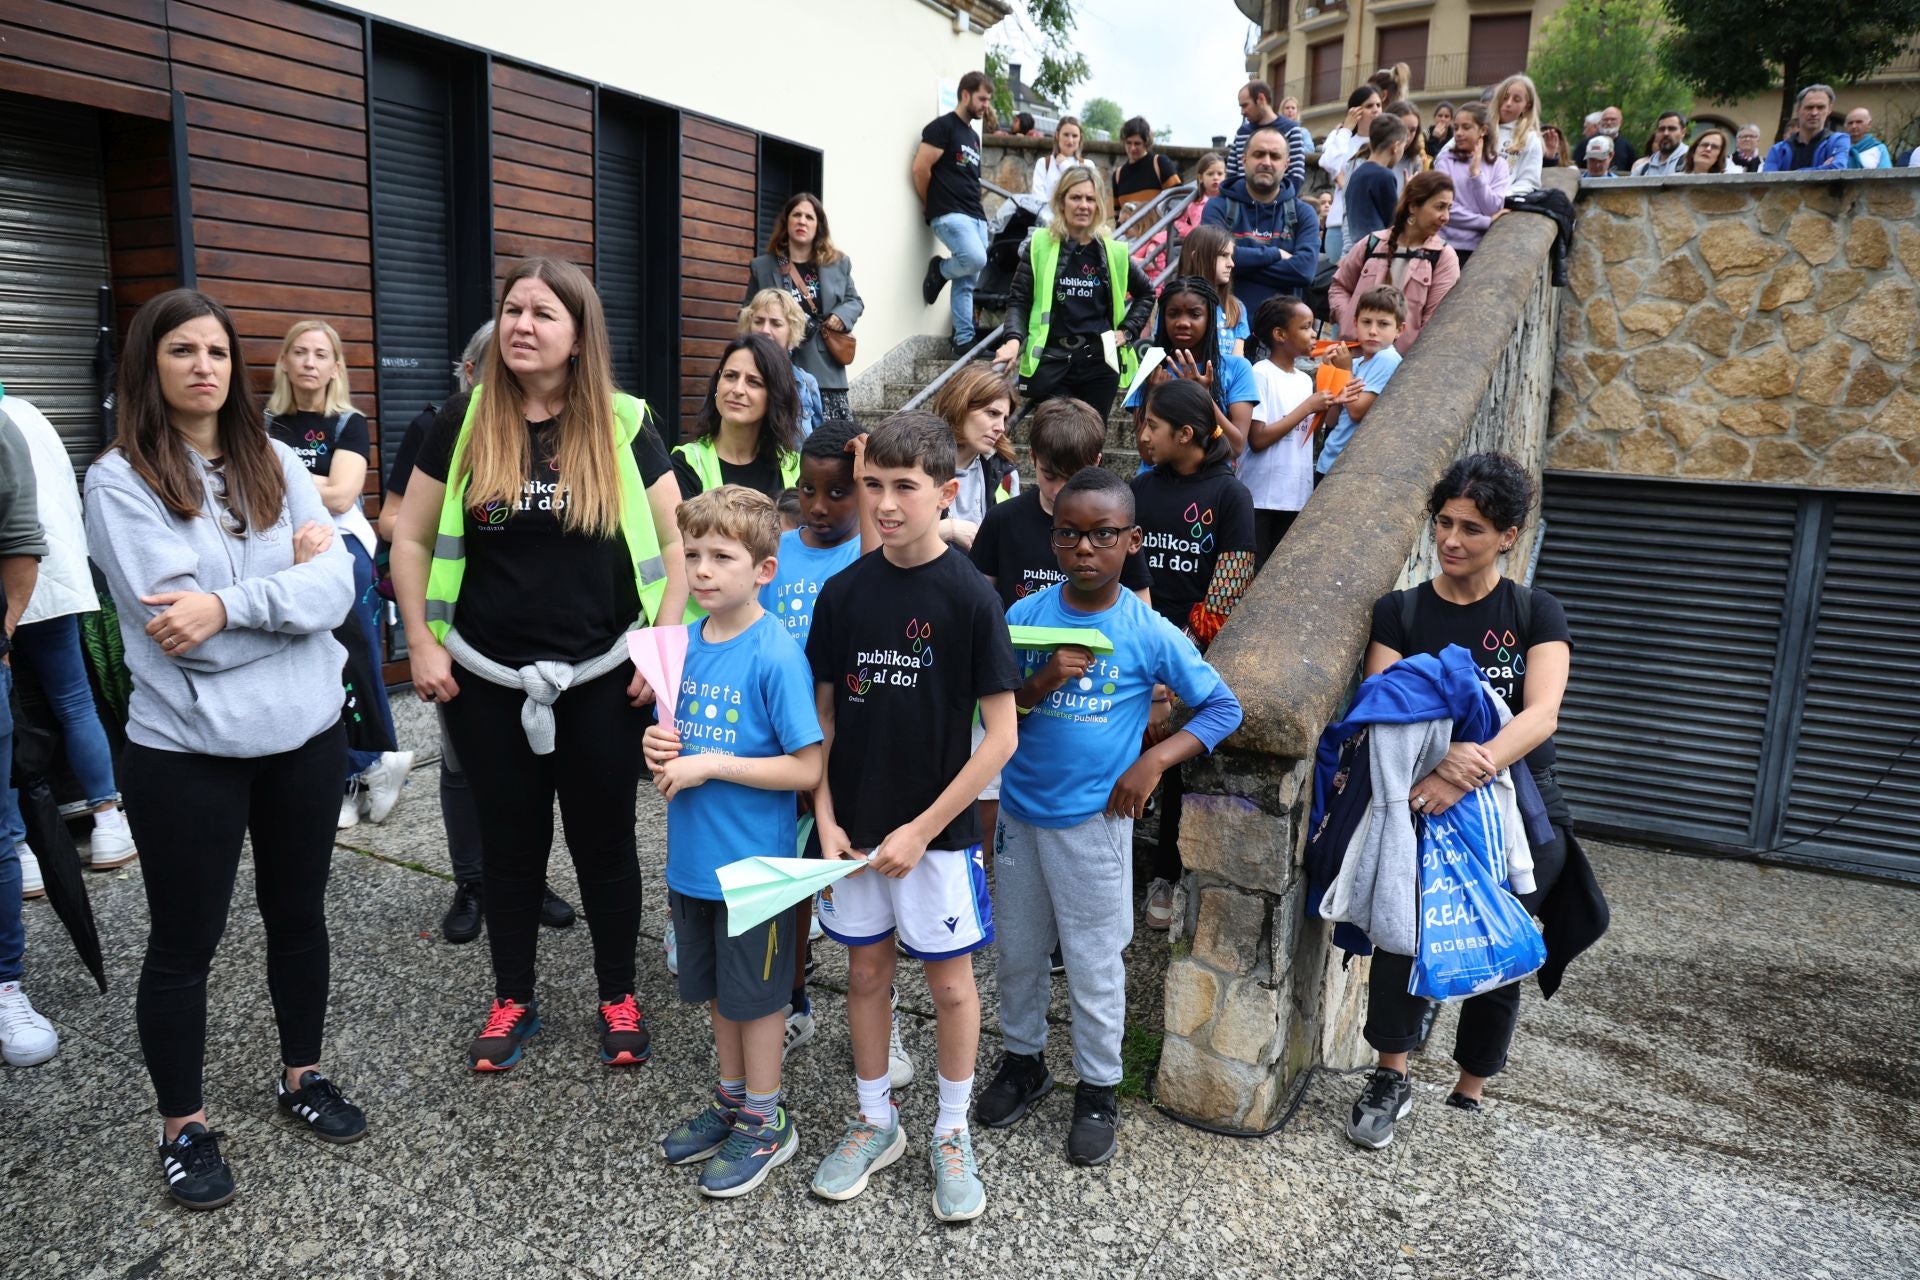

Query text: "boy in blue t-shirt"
[978, 467, 1242, 1167]
[1317, 285, 1405, 477]
[645, 486, 823, 1200]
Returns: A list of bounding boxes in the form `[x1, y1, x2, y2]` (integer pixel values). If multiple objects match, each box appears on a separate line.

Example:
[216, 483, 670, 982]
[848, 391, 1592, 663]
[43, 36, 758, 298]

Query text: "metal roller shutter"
[370, 89, 454, 482]
[1535, 477, 1801, 846]
[0, 92, 109, 477]
[1777, 497, 1920, 878]
[598, 146, 645, 394]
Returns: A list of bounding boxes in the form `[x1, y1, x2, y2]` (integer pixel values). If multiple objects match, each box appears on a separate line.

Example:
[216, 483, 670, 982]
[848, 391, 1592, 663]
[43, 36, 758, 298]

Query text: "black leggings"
[1362, 823, 1572, 1079]
[123, 724, 346, 1118]
[440, 661, 645, 1004]
[1022, 342, 1122, 421]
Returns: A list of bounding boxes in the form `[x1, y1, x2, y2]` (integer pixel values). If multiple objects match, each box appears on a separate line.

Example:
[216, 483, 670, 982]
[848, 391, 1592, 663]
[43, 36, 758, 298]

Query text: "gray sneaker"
[1345, 1066, 1413, 1150]
[810, 1110, 906, 1201]
[930, 1129, 985, 1222]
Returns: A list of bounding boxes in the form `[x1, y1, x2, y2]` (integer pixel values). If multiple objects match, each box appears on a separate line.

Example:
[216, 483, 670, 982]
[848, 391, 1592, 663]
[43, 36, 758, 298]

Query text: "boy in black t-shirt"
[805, 412, 1020, 1222]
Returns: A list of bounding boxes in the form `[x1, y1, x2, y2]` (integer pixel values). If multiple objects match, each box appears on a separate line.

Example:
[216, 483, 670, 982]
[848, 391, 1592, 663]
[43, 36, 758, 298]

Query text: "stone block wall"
[1153, 172, 1574, 1129]
[1550, 172, 1920, 492]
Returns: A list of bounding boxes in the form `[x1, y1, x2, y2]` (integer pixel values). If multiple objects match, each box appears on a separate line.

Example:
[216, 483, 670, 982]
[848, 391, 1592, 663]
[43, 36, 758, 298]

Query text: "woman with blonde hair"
[1032, 116, 1094, 209]
[737, 289, 823, 437]
[993, 166, 1153, 422]
[1493, 73, 1544, 195]
[391, 256, 687, 1074]
[265, 319, 411, 829]
[745, 192, 862, 420]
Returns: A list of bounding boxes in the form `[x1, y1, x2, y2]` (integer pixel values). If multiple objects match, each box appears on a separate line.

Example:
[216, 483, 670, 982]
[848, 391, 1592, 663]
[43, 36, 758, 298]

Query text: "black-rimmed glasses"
[1049, 525, 1136, 549]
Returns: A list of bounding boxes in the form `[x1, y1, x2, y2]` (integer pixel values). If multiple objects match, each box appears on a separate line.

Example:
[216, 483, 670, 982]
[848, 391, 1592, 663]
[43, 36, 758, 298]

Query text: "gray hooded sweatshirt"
[85, 440, 353, 757]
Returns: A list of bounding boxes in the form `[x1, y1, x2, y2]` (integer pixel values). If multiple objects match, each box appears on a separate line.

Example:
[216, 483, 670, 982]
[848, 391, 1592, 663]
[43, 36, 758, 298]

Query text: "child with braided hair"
[1128, 378, 1256, 928]
[1124, 276, 1260, 456]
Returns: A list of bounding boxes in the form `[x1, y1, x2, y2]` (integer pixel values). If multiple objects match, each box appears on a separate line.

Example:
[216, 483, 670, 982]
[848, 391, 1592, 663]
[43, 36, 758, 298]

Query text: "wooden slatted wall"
[491, 61, 593, 287]
[678, 115, 757, 430]
[165, 0, 378, 488]
[101, 114, 178, 333]
[0, 0, 172, 120]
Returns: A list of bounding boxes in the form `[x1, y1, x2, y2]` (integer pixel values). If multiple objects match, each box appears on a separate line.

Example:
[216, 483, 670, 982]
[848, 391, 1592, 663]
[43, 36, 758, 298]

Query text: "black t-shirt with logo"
[1048, 238, 1111, 338]
[806, 546, 1021, 850]
[672, 446, 784, 503]
[1369, 577, 1573, 779]
[921, 113, 985, 223]
[267, 410, 370, 481]
[969, 488, 1152, 611]
[1130, 461, 1256, 631]
[414, 389, 672, 667]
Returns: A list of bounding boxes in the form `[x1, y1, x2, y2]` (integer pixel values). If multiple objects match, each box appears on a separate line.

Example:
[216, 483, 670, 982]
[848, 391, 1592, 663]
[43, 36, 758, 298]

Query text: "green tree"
[1013, 0, 1091, 107]
[1526, 0, 1692, 145]
[1081, 97, 1125, 138]
[983, 49, 1018, 126]
[1661, 0, 1920, 135]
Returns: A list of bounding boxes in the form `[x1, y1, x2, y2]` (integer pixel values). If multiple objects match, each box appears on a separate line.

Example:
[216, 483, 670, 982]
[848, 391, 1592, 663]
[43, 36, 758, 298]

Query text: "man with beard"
[916, 71, 994, 358]
[1201, 127, 1321, 316]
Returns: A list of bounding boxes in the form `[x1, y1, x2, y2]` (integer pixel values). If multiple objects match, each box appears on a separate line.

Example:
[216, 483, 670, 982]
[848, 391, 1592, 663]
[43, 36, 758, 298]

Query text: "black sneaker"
[1067, 1082, 1120, 1166]
[974, 1050, 1053, 1128]
[540, 885, 576, 930]
[469, 997, 540, 1072]
[922, 255, 948, 305]
[275, 1070, 368, 1144]
[158, 1123, 236, 1210]
[1049, 946, 1066, 976]
[443, 881, 482, 944]
[598, 993, 651, 1067]
[1444, 1090, 1485, 1114]
[1345, 1066, 1413, 1150]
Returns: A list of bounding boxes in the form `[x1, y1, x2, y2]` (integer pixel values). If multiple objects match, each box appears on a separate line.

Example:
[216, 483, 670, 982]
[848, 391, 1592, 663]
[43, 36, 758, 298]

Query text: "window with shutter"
[1467, 14, 1531, 88]
[1376, 24, 1429, 91]
[1310, 39, 1346, 105]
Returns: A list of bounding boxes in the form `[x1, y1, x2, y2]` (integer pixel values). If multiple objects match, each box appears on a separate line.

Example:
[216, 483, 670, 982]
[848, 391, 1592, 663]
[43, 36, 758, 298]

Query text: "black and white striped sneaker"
[275, 1070, 368, 1144]
[158, 1123, 236, 1210]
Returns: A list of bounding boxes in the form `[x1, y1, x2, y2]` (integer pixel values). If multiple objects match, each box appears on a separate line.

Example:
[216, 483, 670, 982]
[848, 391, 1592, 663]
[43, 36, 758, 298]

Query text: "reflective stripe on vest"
[670, 436, 800, 495]
[424, 387, 667, 641]
[1019, 233, 1141, 389]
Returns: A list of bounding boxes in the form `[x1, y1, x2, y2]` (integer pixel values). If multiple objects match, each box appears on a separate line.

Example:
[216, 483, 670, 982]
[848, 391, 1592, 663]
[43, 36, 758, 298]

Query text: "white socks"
[936, 1073, 973, 1134]
[93, 807, 126, 832]
[857, 1072, 893, 1128]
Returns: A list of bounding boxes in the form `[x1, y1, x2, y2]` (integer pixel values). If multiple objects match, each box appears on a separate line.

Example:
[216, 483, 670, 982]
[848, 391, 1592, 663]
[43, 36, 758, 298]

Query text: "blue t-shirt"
[665, 611, 824, 899]
[1318, 346, 1402, 474]
[1125, 352, 1260, 413]
[1001, 586, 1228, 828]
[1218, 305, 1250, 363]
[759, 528, 862, 648]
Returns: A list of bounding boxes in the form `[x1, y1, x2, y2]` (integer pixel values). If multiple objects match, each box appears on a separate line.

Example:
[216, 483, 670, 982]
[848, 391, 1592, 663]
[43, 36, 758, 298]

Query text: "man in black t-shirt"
[913, 71, 994, 357]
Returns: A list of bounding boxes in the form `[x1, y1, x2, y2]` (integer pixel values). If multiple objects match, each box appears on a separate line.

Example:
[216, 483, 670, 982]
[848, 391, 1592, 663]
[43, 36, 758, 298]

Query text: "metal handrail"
[1113, 182, 1198, 241]
[900, 325, 1009, 413]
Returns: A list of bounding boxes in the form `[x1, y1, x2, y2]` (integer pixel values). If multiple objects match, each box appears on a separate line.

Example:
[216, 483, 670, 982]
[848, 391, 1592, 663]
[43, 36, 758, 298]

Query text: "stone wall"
[1549, 171, 1920, 492]
[1152, 170, 1574, 1130]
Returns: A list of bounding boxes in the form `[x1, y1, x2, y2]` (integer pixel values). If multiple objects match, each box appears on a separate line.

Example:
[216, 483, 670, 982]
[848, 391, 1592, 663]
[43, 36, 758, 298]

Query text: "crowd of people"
[40, 51, 1876, 1223]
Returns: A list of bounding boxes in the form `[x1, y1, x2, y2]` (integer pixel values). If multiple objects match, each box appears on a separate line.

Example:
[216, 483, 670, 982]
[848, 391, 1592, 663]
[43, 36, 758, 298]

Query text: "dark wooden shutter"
[1309, 39, 1345, 106]
[1376, 24, 1429, 91]
[1777, 496, 1920, 878]
[0, 92, 110, 475]
[1467, 14, 1532, 88]
[1535, 476, 1801, 846]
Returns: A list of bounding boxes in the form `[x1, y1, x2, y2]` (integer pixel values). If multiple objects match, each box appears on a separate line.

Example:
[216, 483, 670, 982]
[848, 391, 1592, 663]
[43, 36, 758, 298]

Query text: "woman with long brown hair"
[745, 192, 863, 421]
[1683, 128, 1732, 174]
[391, 256, 686, 1075]
[86, 289, 363, 1210]
[1330, 169, 1462, 353]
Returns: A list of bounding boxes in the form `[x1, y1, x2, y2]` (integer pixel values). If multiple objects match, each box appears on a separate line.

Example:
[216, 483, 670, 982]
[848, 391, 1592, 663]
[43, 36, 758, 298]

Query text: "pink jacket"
[1136, 195, 1210, 277]
[1329, 230, 1461, 354]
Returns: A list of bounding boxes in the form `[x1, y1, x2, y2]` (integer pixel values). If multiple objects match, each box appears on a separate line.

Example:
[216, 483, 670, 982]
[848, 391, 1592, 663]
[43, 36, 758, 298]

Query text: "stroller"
[974, 193, 1046, 313]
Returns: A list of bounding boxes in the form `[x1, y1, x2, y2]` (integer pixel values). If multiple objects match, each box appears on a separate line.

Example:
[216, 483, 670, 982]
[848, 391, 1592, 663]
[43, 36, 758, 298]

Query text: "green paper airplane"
[716, 855, 868, 936]
[1007, 625, 1114, 655]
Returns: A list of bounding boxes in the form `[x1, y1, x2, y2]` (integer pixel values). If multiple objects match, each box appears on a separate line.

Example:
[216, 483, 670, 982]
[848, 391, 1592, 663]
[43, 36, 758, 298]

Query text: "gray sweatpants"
[994, 811, 1134, 1087]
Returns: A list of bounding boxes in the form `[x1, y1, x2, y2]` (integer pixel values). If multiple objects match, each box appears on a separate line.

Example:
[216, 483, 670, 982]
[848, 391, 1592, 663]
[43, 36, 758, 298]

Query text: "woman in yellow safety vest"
[992, 165, 1154, 421]
[671, 333, 802, 502]
[390, 255, 686, 1075]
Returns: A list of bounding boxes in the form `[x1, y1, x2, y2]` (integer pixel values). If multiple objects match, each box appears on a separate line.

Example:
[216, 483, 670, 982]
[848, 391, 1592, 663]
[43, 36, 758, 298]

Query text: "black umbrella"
[8, 673, 107, 993]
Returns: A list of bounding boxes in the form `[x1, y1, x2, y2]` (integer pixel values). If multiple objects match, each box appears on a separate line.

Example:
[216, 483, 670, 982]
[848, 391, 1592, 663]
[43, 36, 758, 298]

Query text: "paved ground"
[5, 708, 1918, 1279]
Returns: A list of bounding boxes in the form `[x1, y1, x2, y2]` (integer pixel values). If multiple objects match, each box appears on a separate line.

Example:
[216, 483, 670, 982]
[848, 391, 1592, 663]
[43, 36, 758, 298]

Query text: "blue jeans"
[3, 614, 118, 809]
[1323, 223, 1346, 265]
[931, 212, 990, 345]
[344, 539, 397, 781]
[1, 662, 24, 983]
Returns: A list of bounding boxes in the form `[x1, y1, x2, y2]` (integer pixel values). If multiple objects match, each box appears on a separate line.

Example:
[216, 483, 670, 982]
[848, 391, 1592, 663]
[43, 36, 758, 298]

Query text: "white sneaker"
[783, 1008, 816, 1061]
[1144, 878, 1176, 931]
[18, 850, 43, 900]
[663, 924, 679, 977]
[337, 789, 362, 831]
[361, 751, 415, 824]
[87, 823, 138, 871]
[0, 982, 59, 1066]
[888, 1012, 915, 1090]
